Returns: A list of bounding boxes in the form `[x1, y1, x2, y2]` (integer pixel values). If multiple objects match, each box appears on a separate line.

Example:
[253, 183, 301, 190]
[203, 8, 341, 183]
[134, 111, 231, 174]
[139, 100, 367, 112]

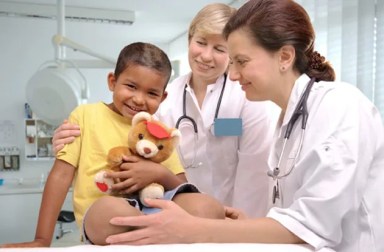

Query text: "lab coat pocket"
[282, 134, 303, 174]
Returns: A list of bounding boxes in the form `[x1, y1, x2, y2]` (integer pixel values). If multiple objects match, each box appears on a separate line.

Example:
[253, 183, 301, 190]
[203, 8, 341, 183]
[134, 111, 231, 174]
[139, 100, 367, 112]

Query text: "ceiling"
[0, 0, 247, 45]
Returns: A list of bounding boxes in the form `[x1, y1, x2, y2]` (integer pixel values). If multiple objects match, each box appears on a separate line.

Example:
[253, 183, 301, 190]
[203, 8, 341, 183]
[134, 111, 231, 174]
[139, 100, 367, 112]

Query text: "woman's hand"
[106, 198, 198, 245]
[52, 119, 80, 155]
[106, 155, 166, 195]
[224, 206, 248, 220]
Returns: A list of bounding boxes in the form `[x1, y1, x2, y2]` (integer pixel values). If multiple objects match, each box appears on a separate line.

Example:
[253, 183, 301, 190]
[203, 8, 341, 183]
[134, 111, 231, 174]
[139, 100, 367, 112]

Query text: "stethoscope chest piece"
[272, 180, 280, 204]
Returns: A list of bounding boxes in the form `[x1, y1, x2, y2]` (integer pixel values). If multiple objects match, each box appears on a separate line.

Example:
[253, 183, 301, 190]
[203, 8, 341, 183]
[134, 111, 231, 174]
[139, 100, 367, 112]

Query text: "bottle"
[3, 147, 12, 170]
[0, 147, 4, 171]
[11, 146, 20, 170]
[25, 103, 33, 119]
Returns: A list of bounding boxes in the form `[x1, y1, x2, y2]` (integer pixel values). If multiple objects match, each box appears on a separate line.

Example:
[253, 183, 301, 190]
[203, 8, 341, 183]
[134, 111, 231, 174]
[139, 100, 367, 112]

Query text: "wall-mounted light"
[24, 0, 116, 126]
[26, 61, 88, 126]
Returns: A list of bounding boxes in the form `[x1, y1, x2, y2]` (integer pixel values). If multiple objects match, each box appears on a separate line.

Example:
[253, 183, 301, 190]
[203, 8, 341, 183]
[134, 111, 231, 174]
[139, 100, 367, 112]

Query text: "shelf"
[25, 119, 56, 160]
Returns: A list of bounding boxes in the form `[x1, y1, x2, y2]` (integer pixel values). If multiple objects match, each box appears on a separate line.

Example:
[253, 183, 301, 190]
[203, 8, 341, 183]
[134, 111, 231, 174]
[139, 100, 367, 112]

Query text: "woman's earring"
[280, 66, 286, 71]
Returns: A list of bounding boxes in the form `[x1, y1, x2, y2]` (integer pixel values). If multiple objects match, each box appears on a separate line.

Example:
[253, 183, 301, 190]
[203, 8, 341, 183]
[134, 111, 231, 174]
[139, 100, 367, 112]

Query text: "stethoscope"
[175, 74, 227, 168]
[267, 77, 316, 204]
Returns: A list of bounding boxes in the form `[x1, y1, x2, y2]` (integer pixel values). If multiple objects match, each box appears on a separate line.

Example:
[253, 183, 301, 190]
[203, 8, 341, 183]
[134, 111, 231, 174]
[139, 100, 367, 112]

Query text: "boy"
[2, 42, 224, 247]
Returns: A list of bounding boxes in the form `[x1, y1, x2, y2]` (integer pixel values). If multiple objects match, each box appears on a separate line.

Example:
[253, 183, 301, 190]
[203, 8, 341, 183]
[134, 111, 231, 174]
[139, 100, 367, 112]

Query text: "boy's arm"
[107, 156, 186, 194]
[175, 172, 187, 182]
[156, 148, 187, 187]
[1, 159, 75, 248]
[157, 163, 187, 189]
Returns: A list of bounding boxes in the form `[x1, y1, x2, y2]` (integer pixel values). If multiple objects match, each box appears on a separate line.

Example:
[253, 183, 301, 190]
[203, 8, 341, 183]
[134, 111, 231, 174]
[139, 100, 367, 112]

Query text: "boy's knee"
[84, 196, 141, 245]
[198, 194, 226, 219]
[173, 193, 225, 219]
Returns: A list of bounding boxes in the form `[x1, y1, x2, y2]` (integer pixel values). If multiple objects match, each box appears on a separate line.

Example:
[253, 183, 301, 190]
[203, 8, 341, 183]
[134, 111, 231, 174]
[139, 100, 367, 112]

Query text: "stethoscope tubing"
[175, 85, 198, 133]
[269, 128, 305, 179]
[175, 74, 227, 133]
[269, 77, 316, 180]
[175, 74, 227, 169]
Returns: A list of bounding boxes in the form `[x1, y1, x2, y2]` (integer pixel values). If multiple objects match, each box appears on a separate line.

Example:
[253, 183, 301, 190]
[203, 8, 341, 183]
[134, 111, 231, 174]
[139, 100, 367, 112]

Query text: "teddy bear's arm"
[107, 146, 131, 169]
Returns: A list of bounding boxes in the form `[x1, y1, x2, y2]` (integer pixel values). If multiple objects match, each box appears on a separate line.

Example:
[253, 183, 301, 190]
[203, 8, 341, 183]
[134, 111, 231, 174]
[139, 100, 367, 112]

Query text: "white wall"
[0, 16, 171, 181]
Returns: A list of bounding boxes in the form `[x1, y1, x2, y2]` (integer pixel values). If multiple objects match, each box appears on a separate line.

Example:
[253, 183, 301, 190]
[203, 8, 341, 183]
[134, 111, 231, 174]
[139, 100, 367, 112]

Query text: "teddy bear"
[94, 111, 181, 206]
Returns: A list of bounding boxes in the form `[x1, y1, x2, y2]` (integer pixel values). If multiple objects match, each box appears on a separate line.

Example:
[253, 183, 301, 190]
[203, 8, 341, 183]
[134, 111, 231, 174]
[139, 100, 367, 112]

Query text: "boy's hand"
[105, 155, 165, 195]
[1, 240, 48, 248]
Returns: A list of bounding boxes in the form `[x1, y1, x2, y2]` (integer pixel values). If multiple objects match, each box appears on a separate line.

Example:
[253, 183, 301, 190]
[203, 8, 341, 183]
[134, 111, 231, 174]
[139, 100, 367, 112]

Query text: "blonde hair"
[188, 3, 236, 41]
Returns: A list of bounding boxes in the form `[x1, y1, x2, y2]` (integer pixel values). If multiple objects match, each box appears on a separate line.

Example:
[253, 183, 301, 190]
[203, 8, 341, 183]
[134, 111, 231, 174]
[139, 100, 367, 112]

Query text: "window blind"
[376, 0, 384, 115]
[297, 0, 383, 118]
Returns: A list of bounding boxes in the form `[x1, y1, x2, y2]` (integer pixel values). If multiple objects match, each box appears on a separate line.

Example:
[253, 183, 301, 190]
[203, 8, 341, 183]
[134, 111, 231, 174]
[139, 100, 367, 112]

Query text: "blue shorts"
[82, 183, 199, 244]
[126, 182, 199, 214]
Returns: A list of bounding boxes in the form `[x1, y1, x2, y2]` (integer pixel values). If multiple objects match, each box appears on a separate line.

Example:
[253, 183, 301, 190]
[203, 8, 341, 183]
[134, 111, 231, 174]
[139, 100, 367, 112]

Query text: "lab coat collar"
[184, 72, 193, 93]
[185, 73, 226, 94]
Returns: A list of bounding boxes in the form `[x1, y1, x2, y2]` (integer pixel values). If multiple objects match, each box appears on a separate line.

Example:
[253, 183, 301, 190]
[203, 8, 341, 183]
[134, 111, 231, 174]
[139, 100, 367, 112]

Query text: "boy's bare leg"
[173, 193, 226, 219]
[84, 196, 142, 245]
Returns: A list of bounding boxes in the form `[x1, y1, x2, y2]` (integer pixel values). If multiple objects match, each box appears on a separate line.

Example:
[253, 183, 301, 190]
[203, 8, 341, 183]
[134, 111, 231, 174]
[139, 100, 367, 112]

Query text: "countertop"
[0, 184, 45, 195]
[0, 178, 72, 195]
[0, 177, 44, 195]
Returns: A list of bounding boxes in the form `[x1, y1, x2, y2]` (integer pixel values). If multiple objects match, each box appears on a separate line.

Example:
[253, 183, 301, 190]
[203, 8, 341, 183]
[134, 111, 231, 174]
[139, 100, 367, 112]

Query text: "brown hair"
[223, 0, 335, 81]
[114, 42, 172, 86]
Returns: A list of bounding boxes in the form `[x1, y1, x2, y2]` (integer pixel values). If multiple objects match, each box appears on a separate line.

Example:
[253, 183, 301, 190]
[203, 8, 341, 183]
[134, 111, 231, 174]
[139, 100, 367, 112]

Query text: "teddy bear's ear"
[132, 112, 152, 126]
[170, 128, 182, 145]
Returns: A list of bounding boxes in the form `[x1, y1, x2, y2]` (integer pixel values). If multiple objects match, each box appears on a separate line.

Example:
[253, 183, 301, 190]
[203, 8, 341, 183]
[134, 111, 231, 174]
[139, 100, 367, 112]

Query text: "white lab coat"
[156, 72, 278, 217]
[267, 74, 384, 252]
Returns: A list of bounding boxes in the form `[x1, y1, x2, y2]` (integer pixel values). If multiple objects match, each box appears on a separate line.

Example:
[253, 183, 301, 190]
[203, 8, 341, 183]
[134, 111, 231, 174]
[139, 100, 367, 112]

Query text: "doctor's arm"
[266, 91, 374, 248]
[106, 198, 303, 245]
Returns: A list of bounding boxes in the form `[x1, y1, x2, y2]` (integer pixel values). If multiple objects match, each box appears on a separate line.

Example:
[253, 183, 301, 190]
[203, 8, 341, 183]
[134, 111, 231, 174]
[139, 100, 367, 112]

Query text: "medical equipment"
[175, 75, 227, 168]
[26, 0, 116, 126]
[267, 77, 316, 203]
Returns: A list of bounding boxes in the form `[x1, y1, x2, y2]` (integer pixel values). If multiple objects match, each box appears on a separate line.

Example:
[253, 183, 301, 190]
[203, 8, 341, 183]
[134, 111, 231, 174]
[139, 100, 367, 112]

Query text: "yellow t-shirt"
[57, 102, 184, 228]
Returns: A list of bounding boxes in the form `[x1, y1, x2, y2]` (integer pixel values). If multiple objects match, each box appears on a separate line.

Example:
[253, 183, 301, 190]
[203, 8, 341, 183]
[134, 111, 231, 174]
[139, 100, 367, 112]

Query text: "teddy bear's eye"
[138, 134, 144, 140]
[158, 144, 164, 150]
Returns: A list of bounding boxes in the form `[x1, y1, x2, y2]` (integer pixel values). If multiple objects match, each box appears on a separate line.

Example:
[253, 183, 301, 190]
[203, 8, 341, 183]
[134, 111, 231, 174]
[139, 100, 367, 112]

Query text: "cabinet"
[0, 146, 20, 171]
[25, 119, 56, 160]
[0, 188, 75, 244]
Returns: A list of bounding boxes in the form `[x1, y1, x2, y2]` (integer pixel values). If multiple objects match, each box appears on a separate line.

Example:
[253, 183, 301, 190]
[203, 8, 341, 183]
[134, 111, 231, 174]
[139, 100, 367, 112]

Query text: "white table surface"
[0, 243, 317, 252]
